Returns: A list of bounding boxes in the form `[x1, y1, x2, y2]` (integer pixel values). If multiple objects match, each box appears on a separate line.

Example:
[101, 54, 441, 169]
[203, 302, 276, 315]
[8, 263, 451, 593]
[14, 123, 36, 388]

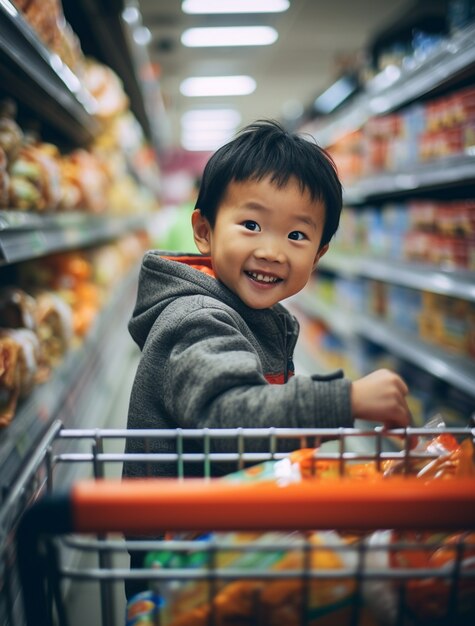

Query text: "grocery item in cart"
[126, 590, 161, 625]
[143, 530, 378, 626]
[363, 529, 475, 625]
[223, 417, 475, 483]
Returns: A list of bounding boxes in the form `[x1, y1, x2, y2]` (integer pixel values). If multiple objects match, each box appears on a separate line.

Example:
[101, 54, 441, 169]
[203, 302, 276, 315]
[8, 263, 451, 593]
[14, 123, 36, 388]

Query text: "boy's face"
[193, 175, 328, 309]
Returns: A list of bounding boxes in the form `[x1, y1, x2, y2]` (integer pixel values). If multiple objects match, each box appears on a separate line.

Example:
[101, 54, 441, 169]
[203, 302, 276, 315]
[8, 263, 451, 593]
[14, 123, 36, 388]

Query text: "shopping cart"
[10, 422, 475, 626]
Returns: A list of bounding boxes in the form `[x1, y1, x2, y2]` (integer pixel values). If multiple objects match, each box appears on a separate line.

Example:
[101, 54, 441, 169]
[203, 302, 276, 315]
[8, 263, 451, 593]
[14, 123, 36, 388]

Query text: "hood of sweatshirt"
[129, 251, 294, 351]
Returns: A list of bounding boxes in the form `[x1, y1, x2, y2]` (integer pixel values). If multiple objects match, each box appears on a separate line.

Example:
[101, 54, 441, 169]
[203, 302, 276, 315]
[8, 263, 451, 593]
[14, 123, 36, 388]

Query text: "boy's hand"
[351, 369, 412, 430]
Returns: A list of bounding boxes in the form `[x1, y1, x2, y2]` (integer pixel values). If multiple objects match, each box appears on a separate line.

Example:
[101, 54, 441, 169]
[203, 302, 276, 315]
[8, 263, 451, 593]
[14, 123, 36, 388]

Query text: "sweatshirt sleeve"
[151, 302, 353, 439]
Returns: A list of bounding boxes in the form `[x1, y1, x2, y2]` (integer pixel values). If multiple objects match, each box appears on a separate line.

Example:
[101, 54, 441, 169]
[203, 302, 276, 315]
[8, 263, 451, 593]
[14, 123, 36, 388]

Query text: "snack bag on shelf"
[0, 287, 37, 331]
[16, 0, 85, 79]
[60, 149, 110, 214]
[83, 60, 129, 123]
[0, 328, 40, 426]
[0, 146, 9, 208]
[0, 334, 22, 426]
[9, 142, 62, 212]
[33, 290, 74, 381]
[0, 99, 24, 165]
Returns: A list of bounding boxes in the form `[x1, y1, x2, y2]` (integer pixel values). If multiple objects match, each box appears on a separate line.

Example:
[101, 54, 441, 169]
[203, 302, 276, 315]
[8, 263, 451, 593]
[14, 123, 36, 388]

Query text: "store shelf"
[0, 0, 99, 145]
[320, 253, 475, 302]
[0, 263, 139, 501]
[308, 23, 475, 147]
[344, 154, 475, 203]
[0, 210, 148, 266]
[357, 315, 475, 397]
[293, 292, 475, 398]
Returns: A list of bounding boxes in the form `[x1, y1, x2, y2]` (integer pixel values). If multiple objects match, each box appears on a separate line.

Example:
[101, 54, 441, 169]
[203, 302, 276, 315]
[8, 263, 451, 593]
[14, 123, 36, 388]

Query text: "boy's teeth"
[249, 272, 278, 283]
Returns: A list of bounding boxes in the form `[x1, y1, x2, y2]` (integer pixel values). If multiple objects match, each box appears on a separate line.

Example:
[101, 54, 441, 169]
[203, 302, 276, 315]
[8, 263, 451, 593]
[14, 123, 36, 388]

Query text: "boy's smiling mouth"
[245, 271, 282, 284]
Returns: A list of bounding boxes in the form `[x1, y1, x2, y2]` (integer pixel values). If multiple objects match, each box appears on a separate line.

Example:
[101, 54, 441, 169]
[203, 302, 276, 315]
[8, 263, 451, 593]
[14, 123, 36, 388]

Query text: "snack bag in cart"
[138, 530, 380, 626]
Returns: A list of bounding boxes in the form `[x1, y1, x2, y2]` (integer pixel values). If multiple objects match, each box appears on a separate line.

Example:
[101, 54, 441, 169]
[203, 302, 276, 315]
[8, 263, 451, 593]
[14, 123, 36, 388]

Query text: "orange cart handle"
[70, 477, 475, 532]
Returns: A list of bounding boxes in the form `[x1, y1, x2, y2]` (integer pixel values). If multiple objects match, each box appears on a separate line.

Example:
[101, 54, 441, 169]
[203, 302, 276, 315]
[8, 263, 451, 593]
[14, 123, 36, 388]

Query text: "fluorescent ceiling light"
[182, 128, 236, 141]
[180, 76, 256, 97]
[182, 0, 289, 14]
[181, 26, 278, 47]
[133, 26, 152, 46]
[182, 109, 241, 129]
[181, 109, 241, 151]
[181, 135, 231, 151]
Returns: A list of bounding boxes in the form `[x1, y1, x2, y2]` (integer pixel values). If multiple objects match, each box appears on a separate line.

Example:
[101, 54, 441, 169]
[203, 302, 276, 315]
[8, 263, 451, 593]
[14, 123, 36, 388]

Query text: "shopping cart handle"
[70, 477, 475, 532]
[17, 476, 475, 539]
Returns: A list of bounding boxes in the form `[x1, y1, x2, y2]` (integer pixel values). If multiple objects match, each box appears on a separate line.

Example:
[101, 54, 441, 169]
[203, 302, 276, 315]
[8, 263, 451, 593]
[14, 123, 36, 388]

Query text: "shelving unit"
[0, 264, 139, 497]
[0, 8, 157, 625]
[305, 22, 475, 148]
[296, 22, 475, 415]
[0, 0, 151, 506]
[344, 153, 475, 203]
[0, 210, 148, 265]
[319, 253, 475, 302]
[293, 291, 475, 399]
[0, 0, 99, 145]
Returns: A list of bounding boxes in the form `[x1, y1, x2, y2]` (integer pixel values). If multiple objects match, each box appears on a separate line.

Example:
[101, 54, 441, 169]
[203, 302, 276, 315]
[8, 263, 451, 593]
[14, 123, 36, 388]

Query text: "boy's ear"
[313, 243, 329, 269]
[192, 209, 212, 254]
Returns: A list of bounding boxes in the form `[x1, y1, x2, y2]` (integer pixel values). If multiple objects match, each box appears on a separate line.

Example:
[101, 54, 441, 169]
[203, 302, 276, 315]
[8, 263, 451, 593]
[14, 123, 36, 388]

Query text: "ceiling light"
[181, 109, 241, 151]
[181, 109, 241, 129]
[181, 26, 278, 47]
[182, 0, 290, 14]
[182, 128, 236, 141]
[180, 76, 256, 97]
[181, 134, 232, 151]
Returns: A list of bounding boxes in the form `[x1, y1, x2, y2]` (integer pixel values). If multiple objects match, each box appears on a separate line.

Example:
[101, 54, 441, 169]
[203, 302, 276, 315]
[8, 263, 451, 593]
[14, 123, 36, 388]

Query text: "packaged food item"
[9, 142, 62, 212]
[0, 333, 22, 426]
[0, 328, 40, 426]
[125, 590, 161, 625]
[0, 99, 24, 164]
[0, 287, 37, 331]
[381, 414, 475, 478]
[33, 290, 74, 381]
[60, 149, 110, 214]
[364, 529, 475, 624]
[148, 530, 374, 626]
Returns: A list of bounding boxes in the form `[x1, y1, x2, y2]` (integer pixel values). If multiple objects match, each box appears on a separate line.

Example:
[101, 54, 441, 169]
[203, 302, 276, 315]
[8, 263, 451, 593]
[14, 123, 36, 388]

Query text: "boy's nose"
[254, 242, 286, 263]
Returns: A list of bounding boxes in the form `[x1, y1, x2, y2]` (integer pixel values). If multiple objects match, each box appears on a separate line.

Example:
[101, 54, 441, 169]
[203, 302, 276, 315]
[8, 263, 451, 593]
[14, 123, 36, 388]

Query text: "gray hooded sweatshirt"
[123, 251, 353, 479]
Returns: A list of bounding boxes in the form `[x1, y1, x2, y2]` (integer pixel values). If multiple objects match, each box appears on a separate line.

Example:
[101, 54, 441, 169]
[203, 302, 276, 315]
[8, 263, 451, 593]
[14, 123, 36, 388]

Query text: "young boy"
[123, 120, 411, 481]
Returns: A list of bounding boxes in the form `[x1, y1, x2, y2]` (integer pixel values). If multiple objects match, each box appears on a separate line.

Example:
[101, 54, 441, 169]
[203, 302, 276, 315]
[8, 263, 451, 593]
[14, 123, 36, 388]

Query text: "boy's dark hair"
[195, 119, 343, 249]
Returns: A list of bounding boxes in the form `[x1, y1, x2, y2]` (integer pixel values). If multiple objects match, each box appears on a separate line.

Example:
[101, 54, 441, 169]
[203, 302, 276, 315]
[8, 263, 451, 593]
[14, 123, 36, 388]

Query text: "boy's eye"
[243, 220, 261, 232]
[288, 231, 306, 241]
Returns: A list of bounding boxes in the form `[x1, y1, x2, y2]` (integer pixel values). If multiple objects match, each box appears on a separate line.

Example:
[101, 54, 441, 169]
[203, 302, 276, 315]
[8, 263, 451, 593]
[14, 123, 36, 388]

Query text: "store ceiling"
[136, 0, 415, 152]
